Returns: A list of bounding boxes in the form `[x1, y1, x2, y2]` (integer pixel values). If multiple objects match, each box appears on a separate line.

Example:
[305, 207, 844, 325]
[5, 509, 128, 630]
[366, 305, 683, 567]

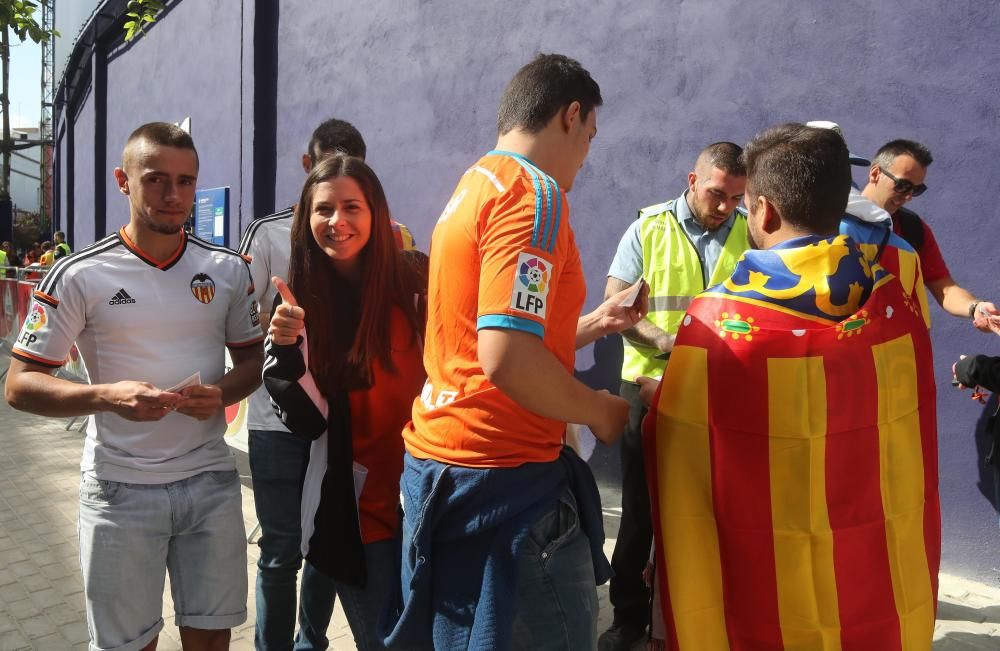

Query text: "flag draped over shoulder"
[643, 234, 939, 651]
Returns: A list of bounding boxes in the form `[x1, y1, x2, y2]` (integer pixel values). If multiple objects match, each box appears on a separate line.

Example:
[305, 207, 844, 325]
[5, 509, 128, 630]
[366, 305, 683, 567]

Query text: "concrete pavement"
[0, 353, 998, 650]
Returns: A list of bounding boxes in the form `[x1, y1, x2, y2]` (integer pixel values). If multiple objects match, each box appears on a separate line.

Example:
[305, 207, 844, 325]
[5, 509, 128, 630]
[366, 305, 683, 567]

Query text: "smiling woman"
[308, 175, 373, 276]
[261, 154, 428, 650]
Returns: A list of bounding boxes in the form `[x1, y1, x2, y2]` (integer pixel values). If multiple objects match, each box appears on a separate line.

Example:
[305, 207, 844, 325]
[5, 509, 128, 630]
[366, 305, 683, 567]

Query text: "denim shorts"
[78, 469, 248, 651]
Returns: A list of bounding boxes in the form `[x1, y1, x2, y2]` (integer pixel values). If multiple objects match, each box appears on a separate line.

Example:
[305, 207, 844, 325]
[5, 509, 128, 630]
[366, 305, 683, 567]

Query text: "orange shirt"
[351, 307, 425, 543]
[404, 151, 586, 467]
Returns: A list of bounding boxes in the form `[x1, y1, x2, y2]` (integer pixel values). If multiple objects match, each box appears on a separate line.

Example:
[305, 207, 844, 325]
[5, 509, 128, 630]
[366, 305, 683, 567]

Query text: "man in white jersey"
[5, 122, 264, 651]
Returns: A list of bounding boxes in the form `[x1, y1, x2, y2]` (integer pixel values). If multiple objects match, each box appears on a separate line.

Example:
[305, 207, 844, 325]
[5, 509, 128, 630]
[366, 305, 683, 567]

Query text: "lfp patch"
[510, 252, 551, 318]
[24, 303, 47, 332]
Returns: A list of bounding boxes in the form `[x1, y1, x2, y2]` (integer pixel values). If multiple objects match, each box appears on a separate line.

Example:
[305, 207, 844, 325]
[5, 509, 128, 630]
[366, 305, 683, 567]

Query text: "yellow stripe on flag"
[872, 334, 935, 649]
[654, 345, 729, 649]
[896, 249, 917, 296]
[897, 251, 931, 329]
[768, 357, 841, 651]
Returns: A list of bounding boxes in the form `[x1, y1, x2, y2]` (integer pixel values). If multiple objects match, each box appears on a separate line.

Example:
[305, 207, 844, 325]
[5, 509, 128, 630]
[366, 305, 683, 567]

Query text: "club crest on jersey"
[190, 273, 216, 304]
[510, 252, 550, 318]
[249, 300, 260, 327]
[24, 303, 47, 332]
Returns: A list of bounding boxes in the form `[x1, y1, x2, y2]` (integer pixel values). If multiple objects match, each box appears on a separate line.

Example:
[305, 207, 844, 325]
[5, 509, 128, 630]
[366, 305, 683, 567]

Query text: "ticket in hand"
[619, 279, 646, 308]
[165, 372, 202, 393]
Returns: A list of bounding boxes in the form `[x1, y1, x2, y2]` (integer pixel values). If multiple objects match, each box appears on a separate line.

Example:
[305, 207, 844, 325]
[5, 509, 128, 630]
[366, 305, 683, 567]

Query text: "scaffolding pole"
[39, 0, 54, 231]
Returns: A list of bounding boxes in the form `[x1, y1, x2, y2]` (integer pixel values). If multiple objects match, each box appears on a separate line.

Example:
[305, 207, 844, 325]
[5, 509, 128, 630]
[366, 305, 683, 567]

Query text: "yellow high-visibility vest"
[621, 199, 750, 381]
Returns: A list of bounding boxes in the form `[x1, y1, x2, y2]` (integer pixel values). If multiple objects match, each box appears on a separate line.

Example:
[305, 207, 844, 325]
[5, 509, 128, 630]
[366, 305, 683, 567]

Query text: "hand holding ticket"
[165, 372, 202, 394]
[619, 278, 647, 308]
[973, 301, 1000, 337]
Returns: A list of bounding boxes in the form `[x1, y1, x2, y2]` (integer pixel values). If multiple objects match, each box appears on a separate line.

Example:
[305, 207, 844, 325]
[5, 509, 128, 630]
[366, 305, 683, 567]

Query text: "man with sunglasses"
[862, 139, 998, 330]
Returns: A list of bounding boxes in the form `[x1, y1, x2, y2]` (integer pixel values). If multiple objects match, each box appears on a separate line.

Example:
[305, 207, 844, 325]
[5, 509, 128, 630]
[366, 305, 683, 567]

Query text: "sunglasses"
[879, 168, 928, 197]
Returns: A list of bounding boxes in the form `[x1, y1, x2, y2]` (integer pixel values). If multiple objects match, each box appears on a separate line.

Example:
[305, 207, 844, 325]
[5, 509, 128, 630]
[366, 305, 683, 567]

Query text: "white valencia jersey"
[237, 208, 292, 432]
[12, 228, 264, 483]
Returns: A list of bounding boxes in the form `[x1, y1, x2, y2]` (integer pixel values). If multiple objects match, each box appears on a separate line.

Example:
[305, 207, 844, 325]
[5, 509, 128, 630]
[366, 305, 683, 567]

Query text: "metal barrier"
[16, 265, 50, 282]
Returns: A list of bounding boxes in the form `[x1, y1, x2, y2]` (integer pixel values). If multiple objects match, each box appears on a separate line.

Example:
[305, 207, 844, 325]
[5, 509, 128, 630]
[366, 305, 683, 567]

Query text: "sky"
[7, 36, 42, 129]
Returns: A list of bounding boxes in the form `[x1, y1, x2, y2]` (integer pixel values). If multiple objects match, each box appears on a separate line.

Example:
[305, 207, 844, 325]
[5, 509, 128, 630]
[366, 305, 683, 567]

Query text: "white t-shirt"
[12, 228, 264, 483]
[237, 208, 293, 432]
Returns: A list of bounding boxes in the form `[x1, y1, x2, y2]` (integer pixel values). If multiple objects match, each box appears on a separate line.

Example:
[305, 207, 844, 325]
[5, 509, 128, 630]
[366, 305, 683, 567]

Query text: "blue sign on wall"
[194, 187, 229, 246]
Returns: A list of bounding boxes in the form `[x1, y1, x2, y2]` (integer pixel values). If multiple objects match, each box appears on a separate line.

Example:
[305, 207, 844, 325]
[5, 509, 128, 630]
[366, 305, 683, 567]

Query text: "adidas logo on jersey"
[108, 289, 136, 305]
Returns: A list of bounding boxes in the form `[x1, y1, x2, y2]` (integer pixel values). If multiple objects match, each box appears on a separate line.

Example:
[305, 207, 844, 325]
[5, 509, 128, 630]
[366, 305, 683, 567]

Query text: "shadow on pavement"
[935, 631, 1000, 650]
[937, 600, 1000, 624]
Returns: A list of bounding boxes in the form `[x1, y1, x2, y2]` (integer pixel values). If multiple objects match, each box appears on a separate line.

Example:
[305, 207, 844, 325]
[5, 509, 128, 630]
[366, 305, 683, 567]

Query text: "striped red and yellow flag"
[643, 276, 939, 651]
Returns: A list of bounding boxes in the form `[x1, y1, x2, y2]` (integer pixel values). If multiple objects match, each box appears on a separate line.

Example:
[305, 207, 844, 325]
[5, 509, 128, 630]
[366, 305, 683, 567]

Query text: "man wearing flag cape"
[643, 123, 939, 650]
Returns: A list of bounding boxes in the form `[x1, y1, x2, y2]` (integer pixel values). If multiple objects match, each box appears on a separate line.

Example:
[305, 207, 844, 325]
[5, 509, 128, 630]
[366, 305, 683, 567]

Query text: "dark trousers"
[608, 381, 652, 629]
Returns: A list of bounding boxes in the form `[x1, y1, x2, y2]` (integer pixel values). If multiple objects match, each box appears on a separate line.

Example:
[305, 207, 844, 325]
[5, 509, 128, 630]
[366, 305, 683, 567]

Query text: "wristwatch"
[969, 301, 981, 320]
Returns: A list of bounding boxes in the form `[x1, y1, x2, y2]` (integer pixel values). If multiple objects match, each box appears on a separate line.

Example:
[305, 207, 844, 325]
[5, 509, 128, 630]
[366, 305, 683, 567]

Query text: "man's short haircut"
[308, 118, 366, 163]
[123, 122, 198, 169]
[872, 139, 934, 170]
[696, 141, 745, 176]
[741, 123, 851, 233]
[53, 231, 65, 241]
[497, 53, 603, 135]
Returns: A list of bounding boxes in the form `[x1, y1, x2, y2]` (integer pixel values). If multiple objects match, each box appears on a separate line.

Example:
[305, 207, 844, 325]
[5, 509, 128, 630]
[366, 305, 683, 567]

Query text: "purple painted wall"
[101, 2, 248, 238]
[70, 87, 95, 247]
[56, 123, 68, 240]
[55, 0, 1000, 583]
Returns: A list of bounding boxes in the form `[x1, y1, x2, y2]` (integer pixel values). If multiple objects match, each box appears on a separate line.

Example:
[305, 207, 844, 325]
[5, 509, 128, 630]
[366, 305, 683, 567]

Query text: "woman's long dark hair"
[288, 155, 420, 394]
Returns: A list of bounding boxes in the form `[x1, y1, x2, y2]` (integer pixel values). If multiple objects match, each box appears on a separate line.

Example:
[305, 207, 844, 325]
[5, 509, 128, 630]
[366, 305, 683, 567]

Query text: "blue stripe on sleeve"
[547, 184, 562, 253]
[504, 153, 561, 254]
[519, 163, 545, 249]
[476, 314, 545, 339]
[540, 175, 555, 251]
[487, 150, 551, 251]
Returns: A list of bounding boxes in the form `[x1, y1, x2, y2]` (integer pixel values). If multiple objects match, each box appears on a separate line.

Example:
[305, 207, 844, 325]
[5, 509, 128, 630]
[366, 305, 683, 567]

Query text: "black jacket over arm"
[955, 355, 1000, 393]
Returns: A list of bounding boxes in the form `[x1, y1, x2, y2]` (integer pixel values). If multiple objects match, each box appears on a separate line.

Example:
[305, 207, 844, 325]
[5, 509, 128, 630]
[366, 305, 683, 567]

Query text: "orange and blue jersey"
[404, 150, 586, 467]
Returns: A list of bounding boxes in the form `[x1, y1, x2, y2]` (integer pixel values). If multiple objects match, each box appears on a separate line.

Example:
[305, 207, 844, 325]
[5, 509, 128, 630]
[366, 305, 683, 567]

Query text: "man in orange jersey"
[642, 124, 939, 650]
[381, 54, 647, 650]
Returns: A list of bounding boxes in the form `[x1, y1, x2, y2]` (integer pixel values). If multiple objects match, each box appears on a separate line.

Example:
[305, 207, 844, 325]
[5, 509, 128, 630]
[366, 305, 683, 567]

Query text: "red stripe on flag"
[824, 296, 901, 650]
[910, 297, 941, 608]
[705, 302, 784, 648]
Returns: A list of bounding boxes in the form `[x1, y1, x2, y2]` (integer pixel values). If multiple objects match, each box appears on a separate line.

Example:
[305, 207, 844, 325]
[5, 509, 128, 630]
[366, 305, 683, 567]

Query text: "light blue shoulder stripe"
[487, 150, 555, 252]
[547, 183, 563, 253]
[476, 314, 545, 339]
[511, 155, 561, 253]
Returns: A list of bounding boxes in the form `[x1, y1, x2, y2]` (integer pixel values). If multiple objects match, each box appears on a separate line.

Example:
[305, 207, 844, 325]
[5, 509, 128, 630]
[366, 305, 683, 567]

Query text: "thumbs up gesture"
[269, 277, 305, 345]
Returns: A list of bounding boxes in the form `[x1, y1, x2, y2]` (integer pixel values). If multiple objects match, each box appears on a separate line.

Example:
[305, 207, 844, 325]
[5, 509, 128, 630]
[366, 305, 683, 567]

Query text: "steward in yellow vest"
[619, 199, 749, 380]
[599, 142, 751, 651]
